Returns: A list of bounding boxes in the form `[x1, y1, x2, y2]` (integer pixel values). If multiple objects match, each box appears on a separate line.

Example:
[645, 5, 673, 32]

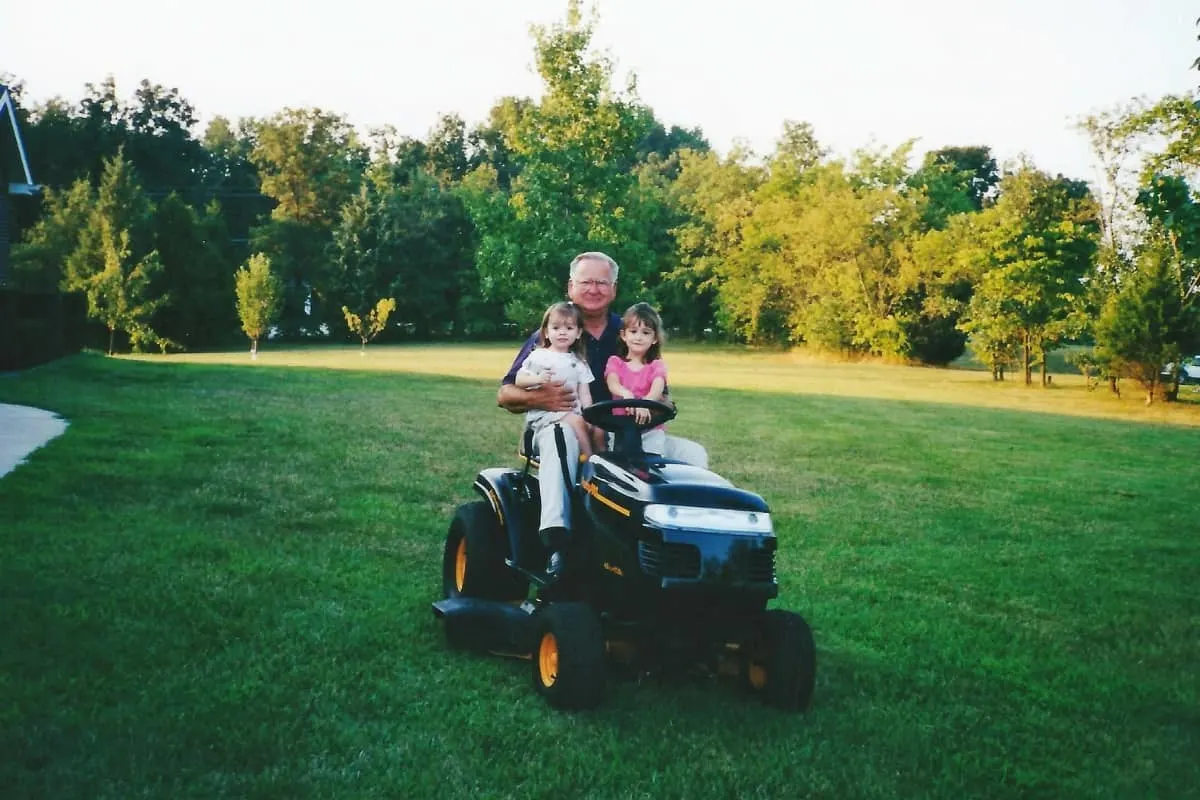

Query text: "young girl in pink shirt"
[604, 302, 670, 456]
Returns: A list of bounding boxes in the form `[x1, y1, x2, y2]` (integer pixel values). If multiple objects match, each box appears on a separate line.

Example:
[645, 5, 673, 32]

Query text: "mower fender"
[473, 468, 533, 564]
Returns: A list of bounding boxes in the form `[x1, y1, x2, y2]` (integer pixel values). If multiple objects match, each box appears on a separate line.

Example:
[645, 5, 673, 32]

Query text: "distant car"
[1162, 356, 1200, 384]
[1186, 356, 1200, 384]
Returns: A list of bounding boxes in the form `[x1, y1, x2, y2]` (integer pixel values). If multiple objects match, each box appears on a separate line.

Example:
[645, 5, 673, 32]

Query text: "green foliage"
[250, 107, 367, 227]
[21, 75, 206, 194]
[1094, 224, 1200, 403]
[235, 253, 283, 355]
[246, 108, 369, 337]
[463, 0, 664, 328]
[80, 223, 169, 354]
[1124, 93, 1200, 180]
[908, 146, 999, 230]
[46, 148, 169, 353]
[10, 179, 93, 291]
[150, 194, 238, 350]
[957, 164, 1101, 383]
[10, 36, 1197, 374]
[669, 146, 766, 339]
[329, 153, 484, 341]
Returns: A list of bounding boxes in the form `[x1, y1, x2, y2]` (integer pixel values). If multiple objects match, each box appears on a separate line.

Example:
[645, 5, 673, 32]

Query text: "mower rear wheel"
[442, 500, 526, 602]
[531, 603, 606, 710]
[744, 609, 816, 712]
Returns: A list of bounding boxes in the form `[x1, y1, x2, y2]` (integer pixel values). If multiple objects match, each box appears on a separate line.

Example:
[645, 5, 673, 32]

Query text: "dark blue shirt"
[501, 312, 622, 402]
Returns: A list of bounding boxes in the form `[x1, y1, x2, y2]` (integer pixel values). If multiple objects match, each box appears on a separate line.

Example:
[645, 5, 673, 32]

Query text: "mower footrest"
[432, 598, 538, 653]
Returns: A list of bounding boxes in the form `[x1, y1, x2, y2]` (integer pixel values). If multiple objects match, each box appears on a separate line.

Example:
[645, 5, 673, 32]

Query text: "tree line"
[5, 1, 1198, 402]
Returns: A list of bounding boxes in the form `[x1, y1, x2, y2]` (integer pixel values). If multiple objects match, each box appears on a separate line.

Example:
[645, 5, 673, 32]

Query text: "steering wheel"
[583, 398, 676, 433]
[583, 399, 676, 458]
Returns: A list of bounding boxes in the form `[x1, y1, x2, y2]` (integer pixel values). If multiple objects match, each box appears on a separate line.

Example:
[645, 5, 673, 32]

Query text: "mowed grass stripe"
[0, 351, 1196, 799]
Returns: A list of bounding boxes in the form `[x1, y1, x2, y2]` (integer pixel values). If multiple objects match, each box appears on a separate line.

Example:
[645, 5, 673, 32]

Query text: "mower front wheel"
[531, 603, 606, 710]
[442, 500, 526, 602]
[744, 609, 817, 712]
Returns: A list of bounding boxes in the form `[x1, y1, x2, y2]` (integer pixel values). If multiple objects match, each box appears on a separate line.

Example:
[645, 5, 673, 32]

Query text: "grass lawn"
[1, 346, 1197, 799]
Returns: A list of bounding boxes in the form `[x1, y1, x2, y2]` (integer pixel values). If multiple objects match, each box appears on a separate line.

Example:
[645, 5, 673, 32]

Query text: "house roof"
[0, 85, 38, 194]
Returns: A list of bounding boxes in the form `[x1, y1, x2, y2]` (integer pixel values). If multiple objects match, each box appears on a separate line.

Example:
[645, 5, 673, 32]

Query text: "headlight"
[643, 504, 772, 534]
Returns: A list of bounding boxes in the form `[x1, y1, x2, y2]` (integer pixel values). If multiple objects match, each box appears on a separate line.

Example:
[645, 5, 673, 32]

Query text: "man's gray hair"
[569, 251, 619, 283]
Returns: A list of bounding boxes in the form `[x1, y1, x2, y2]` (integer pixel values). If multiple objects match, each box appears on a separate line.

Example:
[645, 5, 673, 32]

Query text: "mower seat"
[517, 426, 588, 472]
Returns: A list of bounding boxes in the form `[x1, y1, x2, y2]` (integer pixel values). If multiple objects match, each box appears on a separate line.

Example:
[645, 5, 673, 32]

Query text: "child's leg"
[642, 428, 667, 456]
[590, 424, 606, 453]
[561, 414, 593, 457]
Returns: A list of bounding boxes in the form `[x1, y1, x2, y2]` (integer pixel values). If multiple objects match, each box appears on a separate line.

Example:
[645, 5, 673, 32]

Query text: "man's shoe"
[546, 550, 565, 579]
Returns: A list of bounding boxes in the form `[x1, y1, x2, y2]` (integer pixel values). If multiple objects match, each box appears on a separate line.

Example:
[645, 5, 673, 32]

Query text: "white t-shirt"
[519, 348, 595, 429]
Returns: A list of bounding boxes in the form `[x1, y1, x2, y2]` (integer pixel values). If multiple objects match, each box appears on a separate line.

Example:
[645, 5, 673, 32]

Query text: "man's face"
[567, 258, 616, 316]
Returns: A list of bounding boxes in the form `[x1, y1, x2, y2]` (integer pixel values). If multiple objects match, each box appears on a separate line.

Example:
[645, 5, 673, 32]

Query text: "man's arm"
[497, 381, 576, 414]
[497, 333, 575, 414]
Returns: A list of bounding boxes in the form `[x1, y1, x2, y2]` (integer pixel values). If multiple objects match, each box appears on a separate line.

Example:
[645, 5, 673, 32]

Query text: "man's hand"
[497, 380, 577, 414]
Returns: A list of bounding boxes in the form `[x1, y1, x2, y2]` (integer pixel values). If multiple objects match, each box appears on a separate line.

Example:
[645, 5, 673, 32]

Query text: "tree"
[467, 96, 534, 192]
[19, 76, 208, 194]
[1095, 228, 1197, 403]
[151, 194, 237, 350]
[235, 253, 283, 359]
[250, 107, 365, 227]
[63, 147, 156, 296]
[342, 298, 396, 352]
[54, 148, 164, 351]
[11, 179, 93, 291]
[959, 268, 1023, 380]
[669, 146, 765, 339]
[908, 146, 999, 230]
[462, 0, 662, 328]
[250, 107, 367, 336]
[79, 222, 169, 355]
[1078, 93, 1200, 401]
[124, 79, 206, 193]
[957, 164, 1100, 385]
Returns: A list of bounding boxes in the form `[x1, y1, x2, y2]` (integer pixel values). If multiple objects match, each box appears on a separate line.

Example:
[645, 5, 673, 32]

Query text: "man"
[498, 251, 708, 575]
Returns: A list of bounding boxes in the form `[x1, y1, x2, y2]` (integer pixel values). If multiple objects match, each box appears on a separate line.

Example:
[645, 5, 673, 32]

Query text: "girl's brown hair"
[537, 301, 587, 359]
[617, 302, 665, 362]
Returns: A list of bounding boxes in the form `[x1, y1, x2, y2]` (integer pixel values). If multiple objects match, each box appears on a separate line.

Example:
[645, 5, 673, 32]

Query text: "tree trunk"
[1040, 352, 1048, 387]
[108, 326, 115, 356]
[251, 338, 258, 360]
[1109, 376, 1120, 397]
[1022, 336, 1032, 385]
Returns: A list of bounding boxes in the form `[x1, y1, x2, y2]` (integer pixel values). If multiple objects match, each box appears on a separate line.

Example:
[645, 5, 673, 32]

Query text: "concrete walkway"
[0, 403, 68, 478]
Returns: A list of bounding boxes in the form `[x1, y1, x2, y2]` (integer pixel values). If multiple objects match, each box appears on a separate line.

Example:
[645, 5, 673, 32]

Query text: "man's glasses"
[575, 279, 613, 290]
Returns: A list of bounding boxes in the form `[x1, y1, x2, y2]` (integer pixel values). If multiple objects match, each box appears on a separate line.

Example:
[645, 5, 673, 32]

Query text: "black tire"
[531, 603, 606, 710]
[744, 609, 817, 712]
[442, 500, 526, 602]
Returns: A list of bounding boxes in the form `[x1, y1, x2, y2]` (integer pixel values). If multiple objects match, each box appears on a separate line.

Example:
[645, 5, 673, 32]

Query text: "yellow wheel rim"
[454, 538, 467, 592]
[747, 662, 767, 690]
[538, 633, 559, 688]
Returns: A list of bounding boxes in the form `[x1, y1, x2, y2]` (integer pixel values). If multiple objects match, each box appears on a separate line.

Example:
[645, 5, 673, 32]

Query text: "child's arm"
[644, 376, 666, 402]
[514, 369, 544, 388]
[578, 381, 593, 410]
[606, 372, 635, 400]
[514, 354, 548, 388]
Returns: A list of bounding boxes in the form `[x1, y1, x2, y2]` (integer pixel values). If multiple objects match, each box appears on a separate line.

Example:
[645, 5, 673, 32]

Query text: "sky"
[4, 0, 1197, 183]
